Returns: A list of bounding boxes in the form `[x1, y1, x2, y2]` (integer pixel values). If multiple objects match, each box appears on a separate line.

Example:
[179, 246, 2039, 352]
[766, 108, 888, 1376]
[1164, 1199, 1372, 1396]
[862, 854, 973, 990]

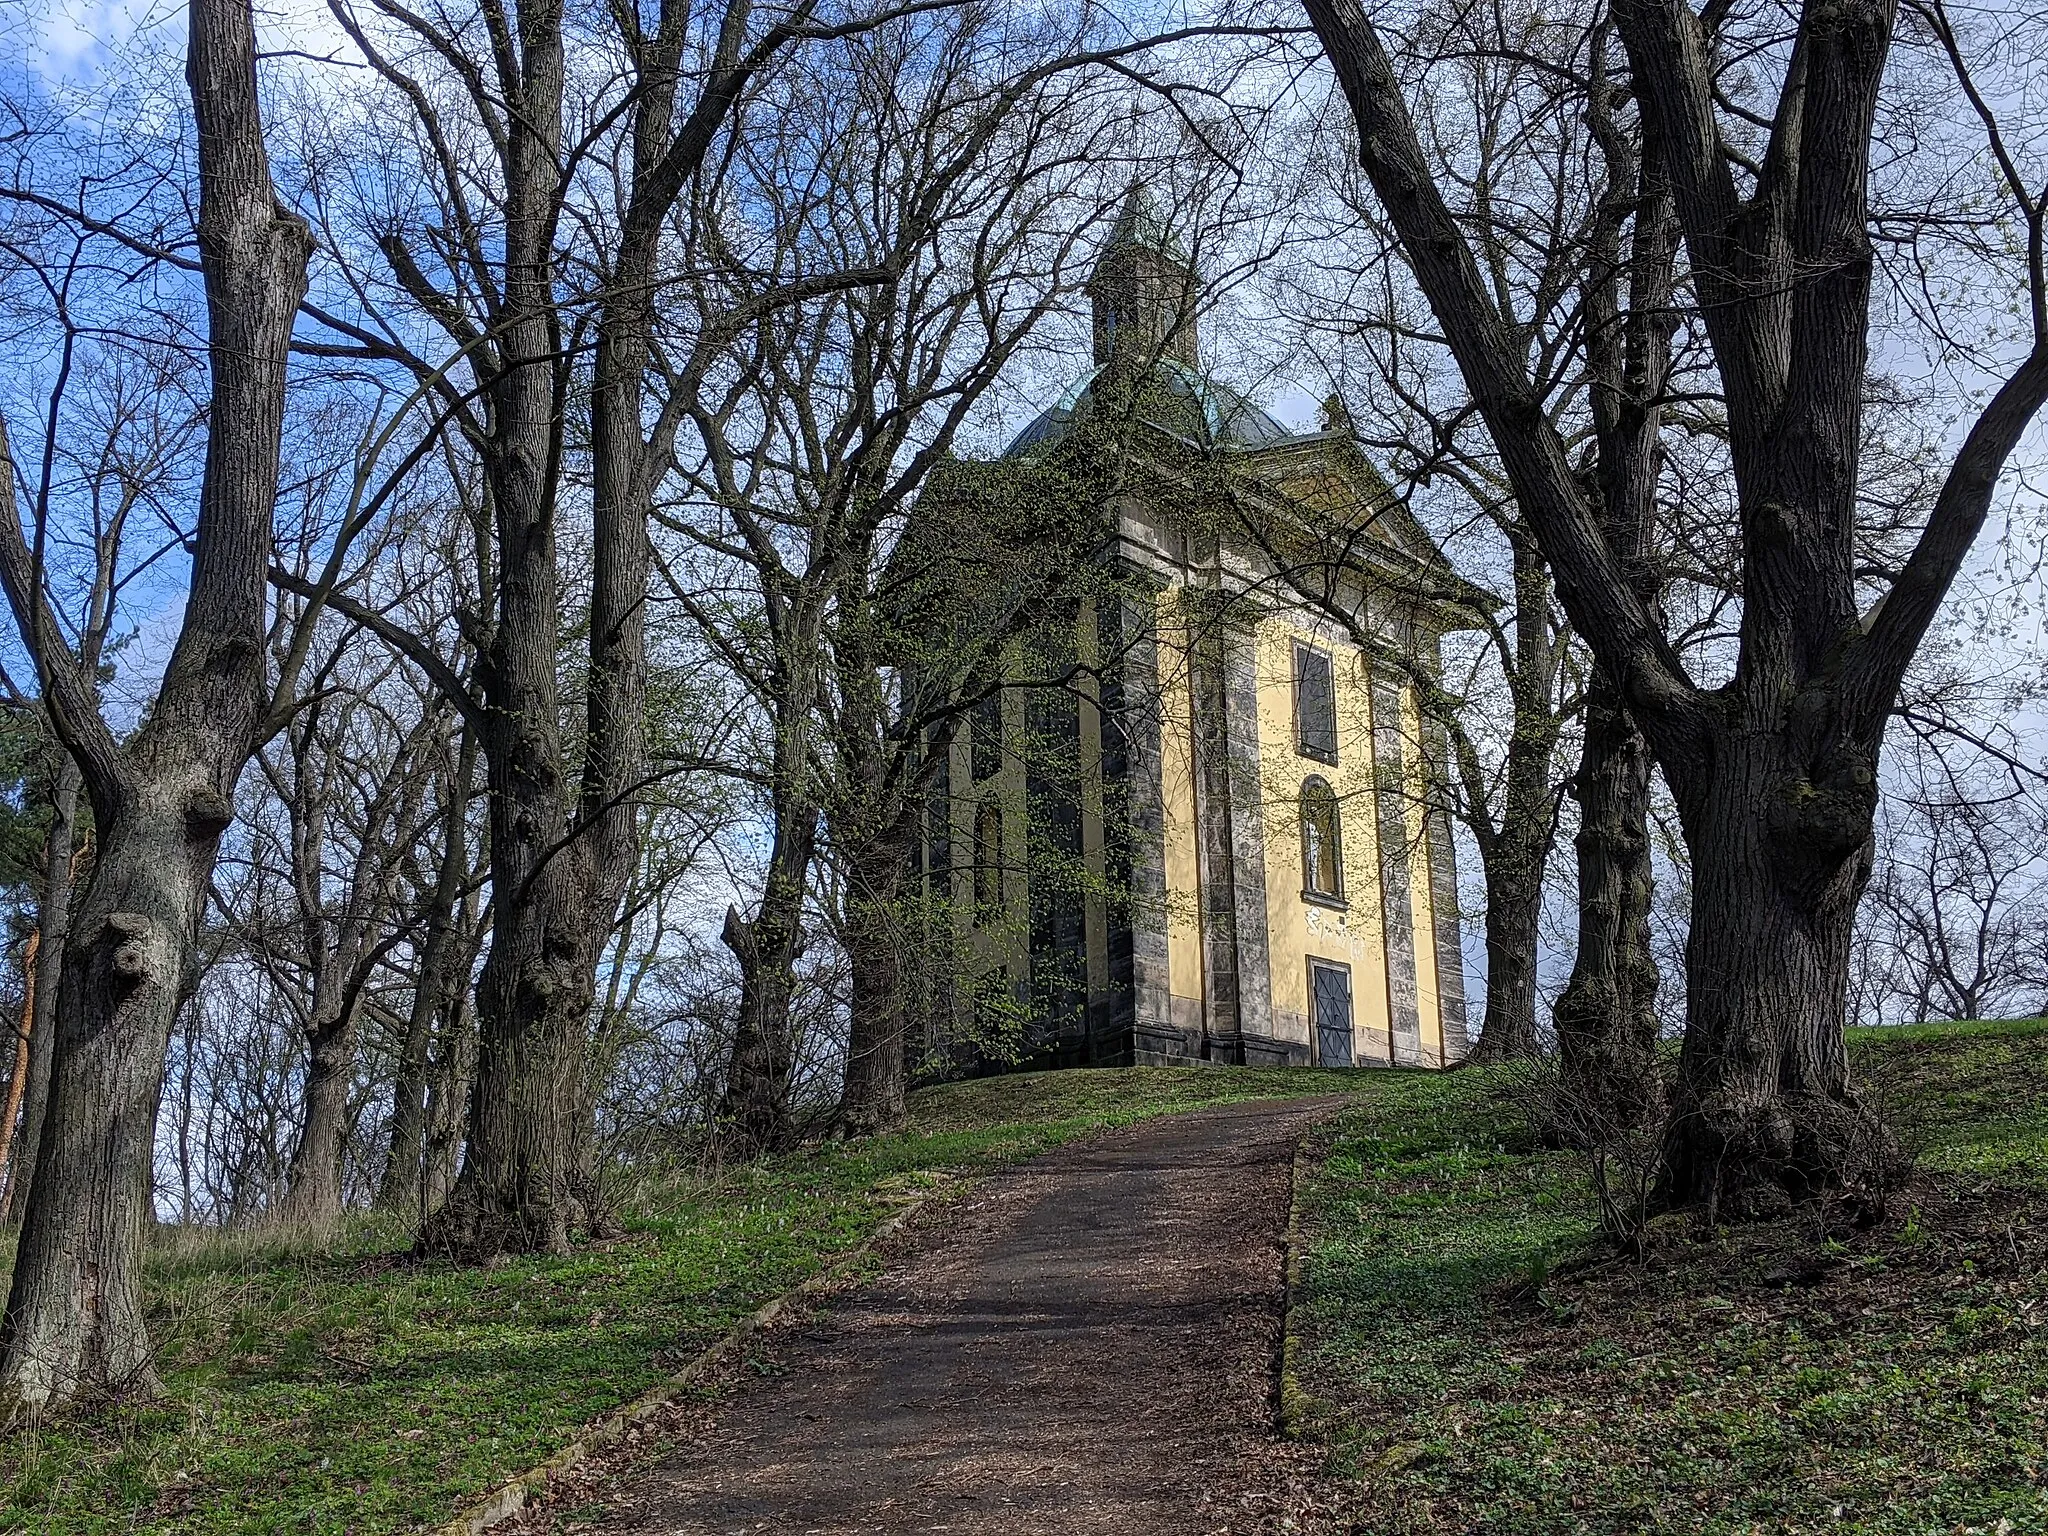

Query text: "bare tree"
[239, 660, 448, 1229]
[0, 0, 311, 1414]
[1260, 2, 1675, 1083]
[666, 23, 1233, 1145]
[1855, 718, 2048, 1025]
[1306, 0, 2048, 1212]
[292, 0, 997, 1258]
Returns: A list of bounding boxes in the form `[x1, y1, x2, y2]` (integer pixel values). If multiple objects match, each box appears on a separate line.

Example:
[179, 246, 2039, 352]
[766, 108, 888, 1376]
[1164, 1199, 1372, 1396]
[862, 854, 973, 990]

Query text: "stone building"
[913, 194, 1482, 1072]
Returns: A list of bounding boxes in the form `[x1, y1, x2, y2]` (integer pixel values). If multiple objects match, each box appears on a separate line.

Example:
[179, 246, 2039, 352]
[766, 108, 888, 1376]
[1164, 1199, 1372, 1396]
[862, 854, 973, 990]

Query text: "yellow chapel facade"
[913, 195, 1478, 1074]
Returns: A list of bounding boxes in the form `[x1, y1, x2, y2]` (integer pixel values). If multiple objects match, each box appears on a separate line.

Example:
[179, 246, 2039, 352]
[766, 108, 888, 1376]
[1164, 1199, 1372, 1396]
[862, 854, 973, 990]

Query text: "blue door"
[1312, 962, 1353, 1067]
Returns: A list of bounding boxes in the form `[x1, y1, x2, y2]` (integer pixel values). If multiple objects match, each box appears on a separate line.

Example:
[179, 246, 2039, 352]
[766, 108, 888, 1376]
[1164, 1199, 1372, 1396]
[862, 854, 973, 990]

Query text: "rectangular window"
[1310, 959, 1354, 1068]
[1294, 644, 1337, 764]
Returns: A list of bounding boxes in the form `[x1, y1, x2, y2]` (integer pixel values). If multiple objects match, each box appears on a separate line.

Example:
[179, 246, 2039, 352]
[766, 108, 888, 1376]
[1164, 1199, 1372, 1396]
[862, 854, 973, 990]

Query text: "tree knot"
[184, 787, 235, 838]
[102, 912, 165, 988]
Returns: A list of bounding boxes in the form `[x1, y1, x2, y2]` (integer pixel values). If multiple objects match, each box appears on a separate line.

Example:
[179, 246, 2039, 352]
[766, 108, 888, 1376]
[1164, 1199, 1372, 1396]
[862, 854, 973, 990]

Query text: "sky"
[10, 0, 2047, 1032]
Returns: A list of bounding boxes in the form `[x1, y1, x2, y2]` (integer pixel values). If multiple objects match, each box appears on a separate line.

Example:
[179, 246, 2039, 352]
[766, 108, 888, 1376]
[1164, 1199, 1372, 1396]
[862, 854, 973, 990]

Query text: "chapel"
[910, 191, 1481, 1073]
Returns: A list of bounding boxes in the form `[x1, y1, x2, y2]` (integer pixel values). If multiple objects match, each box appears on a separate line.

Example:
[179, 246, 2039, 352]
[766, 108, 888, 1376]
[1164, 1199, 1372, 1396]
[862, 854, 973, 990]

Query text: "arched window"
[1301, 777, 1343, 900]
[974, 798, 1005, 921]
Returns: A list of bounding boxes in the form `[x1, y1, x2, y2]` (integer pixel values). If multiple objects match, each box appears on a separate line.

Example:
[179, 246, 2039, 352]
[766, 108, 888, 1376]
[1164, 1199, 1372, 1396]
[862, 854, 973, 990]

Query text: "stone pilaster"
[1420, 715, 1471, 1062]
[1370, 670, 1424, 1065]
[1218, 619, 1274, 1045]
[1097, 582, 1176, 1064]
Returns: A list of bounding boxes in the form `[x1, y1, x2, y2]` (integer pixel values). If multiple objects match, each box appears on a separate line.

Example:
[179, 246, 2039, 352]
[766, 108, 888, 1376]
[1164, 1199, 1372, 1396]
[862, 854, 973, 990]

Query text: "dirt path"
[518, 1095, 1336, 1536]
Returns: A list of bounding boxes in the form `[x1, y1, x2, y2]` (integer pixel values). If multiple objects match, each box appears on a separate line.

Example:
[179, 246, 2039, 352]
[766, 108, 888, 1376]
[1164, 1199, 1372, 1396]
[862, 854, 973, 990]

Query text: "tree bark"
[0, 0, 308, 1416]
[6, 756, 81, 1226]
[1658, 726, 1889, 1216]
[838, 821, 913, 1135]
[1552, 668, 1661, 1137]
[1467, 847, 1544, 1063]
[719, 800, 816, 1153]
[377, 738, 473, 1213]
[422, 814, 595, 1257]
[1, 816, 212, 1408]
[276, 991, 357, 1228]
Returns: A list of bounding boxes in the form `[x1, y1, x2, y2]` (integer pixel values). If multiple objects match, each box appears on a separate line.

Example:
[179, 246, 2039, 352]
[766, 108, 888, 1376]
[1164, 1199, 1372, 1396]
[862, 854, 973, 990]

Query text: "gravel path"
[519, 1095, 1336, 1536]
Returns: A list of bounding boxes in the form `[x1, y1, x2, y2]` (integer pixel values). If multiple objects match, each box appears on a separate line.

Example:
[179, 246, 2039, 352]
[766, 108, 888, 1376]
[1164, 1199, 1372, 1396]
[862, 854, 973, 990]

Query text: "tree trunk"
[420, 812, 596, 1257]
[719, 805, 816, 1154]
[6, 756, 82, 1226]
[1552, 667, 1661, 1139]
[0, 0, 308, 1417]
[421, 989, 477, 1218]
[838, 823, 912, 1136]
[376, 740, 472, 1214]
[0, 800, 215, 1409]
[1467, 859, 1543, 1063]
[1461, 694, 1558, 1063]
[275, 993, 358, 1229]
[418, 610, 604, 1259]
[406, 0, 601, 1261]
[1659, 728, 1891, 1217]
[1438, 532, 1563, 1065]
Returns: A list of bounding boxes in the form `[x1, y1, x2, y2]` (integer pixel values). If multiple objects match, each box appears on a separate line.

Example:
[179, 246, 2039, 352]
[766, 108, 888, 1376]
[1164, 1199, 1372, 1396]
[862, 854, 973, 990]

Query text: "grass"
[9, 1025, 2043, 1535]
[0, 1064, 1363, 1534]
[1288, 1018, 2048, 1536]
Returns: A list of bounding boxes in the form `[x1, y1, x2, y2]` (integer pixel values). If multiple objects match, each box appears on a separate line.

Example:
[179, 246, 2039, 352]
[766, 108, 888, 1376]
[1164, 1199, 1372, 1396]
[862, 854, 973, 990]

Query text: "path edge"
[428, 1194, 933, 1536]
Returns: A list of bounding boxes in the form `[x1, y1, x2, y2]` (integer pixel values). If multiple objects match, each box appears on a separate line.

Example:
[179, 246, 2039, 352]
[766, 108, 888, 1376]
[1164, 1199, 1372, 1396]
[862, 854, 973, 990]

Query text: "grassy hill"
[1, 1022, 2041, 1534]
[1287, 1018, 2048, 1535]
[0, 1065, 1363, 1534]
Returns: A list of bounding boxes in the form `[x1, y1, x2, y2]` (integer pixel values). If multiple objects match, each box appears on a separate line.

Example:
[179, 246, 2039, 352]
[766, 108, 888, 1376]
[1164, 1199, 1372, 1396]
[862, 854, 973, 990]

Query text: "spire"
[1102, 184, 1190, 267]
[1087, 185, 1200, 370]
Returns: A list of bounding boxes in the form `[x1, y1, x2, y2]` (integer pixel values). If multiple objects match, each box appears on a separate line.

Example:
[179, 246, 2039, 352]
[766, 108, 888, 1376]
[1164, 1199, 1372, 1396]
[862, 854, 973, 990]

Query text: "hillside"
[2, 1024, 2042, 1533]
[0, 1066, 1363, 1533]
[1286, 1018, 2048, 1534]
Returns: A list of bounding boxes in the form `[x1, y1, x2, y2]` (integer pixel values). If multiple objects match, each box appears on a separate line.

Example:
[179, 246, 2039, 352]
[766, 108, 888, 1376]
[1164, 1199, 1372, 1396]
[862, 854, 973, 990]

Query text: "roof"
[1096, 185, 1190, 272]
[1002, 358, 1303, 458]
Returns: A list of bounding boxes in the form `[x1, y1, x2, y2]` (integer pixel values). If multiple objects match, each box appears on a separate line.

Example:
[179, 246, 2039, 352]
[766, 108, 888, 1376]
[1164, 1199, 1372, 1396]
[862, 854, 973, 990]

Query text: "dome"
[1003, 358, 1299, 459]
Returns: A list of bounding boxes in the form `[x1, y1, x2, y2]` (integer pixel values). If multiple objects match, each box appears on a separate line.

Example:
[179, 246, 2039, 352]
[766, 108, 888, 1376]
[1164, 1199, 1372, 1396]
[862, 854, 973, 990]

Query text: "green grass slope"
[1290, 1018, 2048, 1536]
[0, 1065, 1359, 1534]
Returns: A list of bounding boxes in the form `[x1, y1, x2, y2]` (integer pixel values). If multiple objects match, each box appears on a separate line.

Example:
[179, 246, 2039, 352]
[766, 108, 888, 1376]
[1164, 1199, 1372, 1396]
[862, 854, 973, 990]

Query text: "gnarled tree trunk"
[1, 803, 214, 1407]
[0, 0, 308, 1415]
[1659, 726, 1888, 1216]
